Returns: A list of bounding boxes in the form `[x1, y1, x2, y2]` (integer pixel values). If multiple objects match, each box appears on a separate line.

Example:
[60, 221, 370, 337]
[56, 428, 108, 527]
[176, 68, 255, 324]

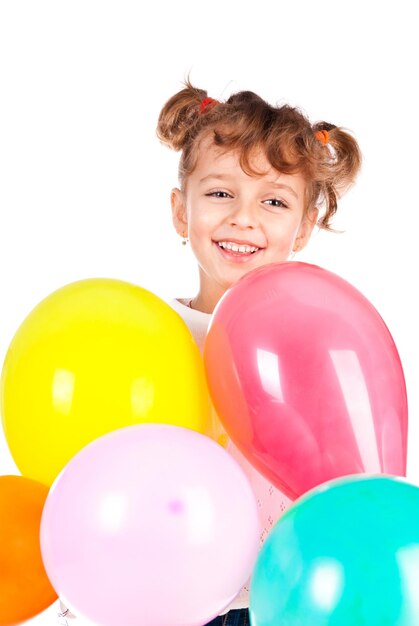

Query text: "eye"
[264, 198, 289, 209]
[205, 191, 232, 198]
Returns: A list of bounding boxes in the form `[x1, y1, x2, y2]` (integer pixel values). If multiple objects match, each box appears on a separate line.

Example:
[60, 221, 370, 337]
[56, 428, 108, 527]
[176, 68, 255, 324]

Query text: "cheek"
[268, 222, 300, 249]
[272, 241, 294, 262]
[187, 219, 215, 260]
[189, 210, 220, 238]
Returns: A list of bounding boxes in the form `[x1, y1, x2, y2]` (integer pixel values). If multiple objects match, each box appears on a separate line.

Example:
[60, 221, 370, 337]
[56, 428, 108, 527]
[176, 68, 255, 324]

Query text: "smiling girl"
[157, 80, 362, 626]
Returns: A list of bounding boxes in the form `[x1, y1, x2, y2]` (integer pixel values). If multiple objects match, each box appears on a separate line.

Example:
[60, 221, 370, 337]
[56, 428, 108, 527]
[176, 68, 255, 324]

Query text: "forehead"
[190, 136, 307, 196]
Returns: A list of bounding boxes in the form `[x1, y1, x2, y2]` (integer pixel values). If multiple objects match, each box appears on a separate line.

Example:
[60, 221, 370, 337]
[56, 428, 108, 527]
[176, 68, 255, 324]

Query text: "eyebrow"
[199, 173, 299, 199]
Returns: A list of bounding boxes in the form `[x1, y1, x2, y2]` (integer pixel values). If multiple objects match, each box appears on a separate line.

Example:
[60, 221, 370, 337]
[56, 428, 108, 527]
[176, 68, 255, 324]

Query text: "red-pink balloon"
[204, 262, 407, 500]
[40, 424, 260, 626]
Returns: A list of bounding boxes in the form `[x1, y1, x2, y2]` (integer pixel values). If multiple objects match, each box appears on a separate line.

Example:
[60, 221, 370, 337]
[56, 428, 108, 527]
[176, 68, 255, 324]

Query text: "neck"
[189, 290, 223, 314]
[191, 270, 230, 313]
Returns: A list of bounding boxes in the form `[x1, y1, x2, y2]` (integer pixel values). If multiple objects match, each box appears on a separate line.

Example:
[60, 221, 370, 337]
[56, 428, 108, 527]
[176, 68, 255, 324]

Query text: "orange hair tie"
[315, 129, 330, 145]
[199, 97, 219, 114]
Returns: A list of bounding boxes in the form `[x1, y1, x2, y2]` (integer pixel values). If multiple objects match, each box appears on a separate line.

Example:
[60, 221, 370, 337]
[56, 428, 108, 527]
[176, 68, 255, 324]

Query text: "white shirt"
[168, 298, 292, 614]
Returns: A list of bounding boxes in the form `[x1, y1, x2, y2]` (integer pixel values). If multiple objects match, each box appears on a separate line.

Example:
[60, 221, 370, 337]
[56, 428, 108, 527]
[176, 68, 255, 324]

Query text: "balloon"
[0, 476, 57, 625]
[1, 279, 210, 485]
[250, 475, 419, 626]
[208, 403, 230, 449]
[204, 262, 407, 500]
[40, 424, 260, 626]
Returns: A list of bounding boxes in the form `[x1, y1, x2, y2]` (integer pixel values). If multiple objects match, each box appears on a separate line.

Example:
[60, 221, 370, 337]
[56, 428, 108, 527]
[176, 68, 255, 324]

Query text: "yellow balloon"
[1, 279, 211, 486]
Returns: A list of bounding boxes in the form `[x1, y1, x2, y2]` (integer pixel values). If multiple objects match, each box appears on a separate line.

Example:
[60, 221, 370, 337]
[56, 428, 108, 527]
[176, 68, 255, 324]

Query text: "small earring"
[182, 232, 189, 246]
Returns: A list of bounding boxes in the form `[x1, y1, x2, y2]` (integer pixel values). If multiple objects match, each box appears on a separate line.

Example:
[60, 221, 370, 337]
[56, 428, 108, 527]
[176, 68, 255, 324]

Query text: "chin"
[223, 269, 254, 289]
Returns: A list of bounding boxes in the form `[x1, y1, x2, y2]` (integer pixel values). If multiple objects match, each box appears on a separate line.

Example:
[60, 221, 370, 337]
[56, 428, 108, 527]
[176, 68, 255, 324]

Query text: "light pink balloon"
[40, 424, 260, 626]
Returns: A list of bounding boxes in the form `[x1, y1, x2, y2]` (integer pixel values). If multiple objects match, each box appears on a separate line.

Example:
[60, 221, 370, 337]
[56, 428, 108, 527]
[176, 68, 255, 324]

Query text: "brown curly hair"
[157, 80, 362, 230]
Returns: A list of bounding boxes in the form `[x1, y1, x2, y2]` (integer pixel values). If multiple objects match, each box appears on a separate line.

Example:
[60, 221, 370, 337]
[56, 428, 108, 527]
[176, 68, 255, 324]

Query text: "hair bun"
[156, 81, 208, 151]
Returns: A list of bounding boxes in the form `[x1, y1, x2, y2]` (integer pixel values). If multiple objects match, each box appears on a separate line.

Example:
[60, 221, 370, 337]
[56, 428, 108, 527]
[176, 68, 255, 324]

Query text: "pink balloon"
[40, 424, 260, 626]
[204, 262, 408, 500]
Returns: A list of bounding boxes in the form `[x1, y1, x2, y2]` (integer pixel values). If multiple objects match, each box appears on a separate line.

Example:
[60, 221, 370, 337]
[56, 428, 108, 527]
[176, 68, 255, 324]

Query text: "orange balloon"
[0, 476, 58, 625]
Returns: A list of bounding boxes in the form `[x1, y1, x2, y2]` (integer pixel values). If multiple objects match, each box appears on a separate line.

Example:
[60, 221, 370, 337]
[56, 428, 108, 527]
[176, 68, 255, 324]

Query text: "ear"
[293, 207, 319, 252]
[171, 188, 188, 237]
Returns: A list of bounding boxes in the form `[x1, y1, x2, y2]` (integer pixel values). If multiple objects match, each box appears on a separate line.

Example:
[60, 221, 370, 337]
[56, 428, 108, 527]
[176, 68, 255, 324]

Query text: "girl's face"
[171, 138, 318, 310]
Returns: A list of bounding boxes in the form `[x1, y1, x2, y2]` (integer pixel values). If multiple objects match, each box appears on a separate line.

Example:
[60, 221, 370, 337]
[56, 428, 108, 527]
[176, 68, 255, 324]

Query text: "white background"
[0, 1, 418, 624]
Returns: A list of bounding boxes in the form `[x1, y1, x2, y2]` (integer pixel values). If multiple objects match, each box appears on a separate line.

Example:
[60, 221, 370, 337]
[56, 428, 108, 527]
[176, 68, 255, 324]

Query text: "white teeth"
[217, 241, 259, 253]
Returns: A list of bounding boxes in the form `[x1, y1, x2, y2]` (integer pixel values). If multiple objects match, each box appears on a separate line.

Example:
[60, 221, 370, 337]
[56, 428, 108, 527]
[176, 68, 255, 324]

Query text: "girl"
[158, 80, 362, 626]
[57, 81, 361, 626]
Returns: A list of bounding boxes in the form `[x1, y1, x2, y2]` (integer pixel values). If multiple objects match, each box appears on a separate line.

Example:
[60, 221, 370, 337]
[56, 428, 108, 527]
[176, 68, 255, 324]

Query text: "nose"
[228, 199, 259, 229]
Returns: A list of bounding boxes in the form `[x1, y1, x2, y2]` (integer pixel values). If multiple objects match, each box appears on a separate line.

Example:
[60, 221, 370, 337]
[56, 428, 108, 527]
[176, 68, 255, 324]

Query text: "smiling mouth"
[217, 241, 260, 253]
[213, 240, 263, 262]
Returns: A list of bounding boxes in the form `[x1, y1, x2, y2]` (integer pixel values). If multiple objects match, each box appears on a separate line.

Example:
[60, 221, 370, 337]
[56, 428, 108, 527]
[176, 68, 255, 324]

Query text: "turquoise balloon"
[250, 476, 419, 626]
